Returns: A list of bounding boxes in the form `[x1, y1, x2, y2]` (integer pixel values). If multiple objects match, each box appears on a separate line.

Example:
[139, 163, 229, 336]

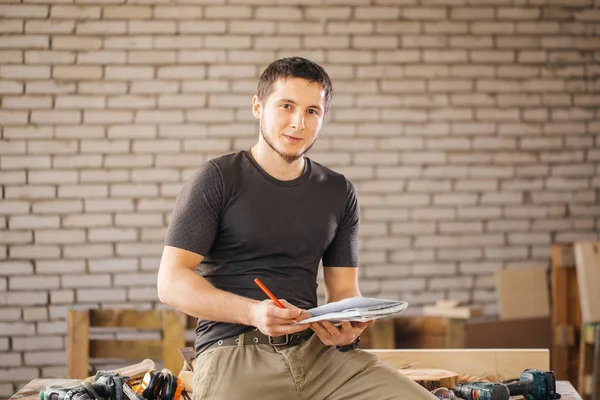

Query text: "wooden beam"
[67, 310, 90, 379]
[162, 310, 186, 376]
[90, 340, 163, 360]
[574, 242, 600, 325]
[89, 310, 163, 329]
[367, 349, 549, 380]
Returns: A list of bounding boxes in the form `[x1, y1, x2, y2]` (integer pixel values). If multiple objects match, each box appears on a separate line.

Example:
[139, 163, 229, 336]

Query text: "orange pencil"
[254, 278, 297, 322]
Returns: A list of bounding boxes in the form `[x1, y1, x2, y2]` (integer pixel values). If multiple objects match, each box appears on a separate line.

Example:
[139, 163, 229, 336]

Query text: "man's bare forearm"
[158, 266, 259, 326]
[326, 288, 361, 304]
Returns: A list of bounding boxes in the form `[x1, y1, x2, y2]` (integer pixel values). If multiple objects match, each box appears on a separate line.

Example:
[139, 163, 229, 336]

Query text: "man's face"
[253, 77, 326, 163]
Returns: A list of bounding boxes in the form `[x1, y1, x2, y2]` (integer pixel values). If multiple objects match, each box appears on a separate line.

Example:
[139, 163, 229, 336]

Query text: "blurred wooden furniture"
[67, 309, 186, 379]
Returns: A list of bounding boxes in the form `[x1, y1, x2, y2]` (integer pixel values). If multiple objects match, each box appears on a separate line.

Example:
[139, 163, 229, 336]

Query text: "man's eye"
[281, 104, 291, 109]
[308, 109, 317, 115]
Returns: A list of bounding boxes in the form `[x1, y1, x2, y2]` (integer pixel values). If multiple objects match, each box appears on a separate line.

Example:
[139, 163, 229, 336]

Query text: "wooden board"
[89, 340, 163, 360]
[67, 310, 90, 379]
[496, 266, 550, 320]
[574, 242, 600, 324]
[90, 310, 164, 329]
[551, 243, 582, 383]
[162, 310, 186, 376]
[367, 349, 549, 381]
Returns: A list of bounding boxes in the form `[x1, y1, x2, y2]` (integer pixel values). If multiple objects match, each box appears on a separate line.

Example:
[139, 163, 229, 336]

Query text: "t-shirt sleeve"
[164, 160, 223, 256]
[322, 179, 360, 268]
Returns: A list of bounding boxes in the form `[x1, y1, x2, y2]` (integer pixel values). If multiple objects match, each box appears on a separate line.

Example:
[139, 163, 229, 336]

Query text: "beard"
[259, 116, 317, 164]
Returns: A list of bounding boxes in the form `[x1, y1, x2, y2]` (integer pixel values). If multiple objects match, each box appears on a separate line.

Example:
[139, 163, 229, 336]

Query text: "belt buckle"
[268, 334, 290, 346]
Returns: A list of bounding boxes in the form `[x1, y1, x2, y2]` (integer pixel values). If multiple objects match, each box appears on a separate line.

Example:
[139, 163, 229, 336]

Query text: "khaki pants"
[192, 333, 437, 400]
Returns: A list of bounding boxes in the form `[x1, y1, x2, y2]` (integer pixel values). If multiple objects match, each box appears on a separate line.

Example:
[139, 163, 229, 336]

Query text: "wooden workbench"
[10, 378, 582, 400]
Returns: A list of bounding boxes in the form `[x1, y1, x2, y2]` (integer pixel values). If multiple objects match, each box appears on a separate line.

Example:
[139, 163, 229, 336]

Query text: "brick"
[327, 21, 372, 34]
[105, 66, 153, 80]
[25, 50, 76, 65]
[10, 244, 61, 259]
[0, 35, 48, 49]
[51, 5, 99, 18]
[1, 65, 50, 79]
[104, 155, 152, 168]
[58, 184, 108, 198]
[0, 307, 21, 320]
[28, 140, 78, 154]
[125, 287, 158, 302]
[36, 229, 86, 244]
[429, 79, 472, 92]
[128, 21, 175, 34]
[31, 110, 81, 124]
[23, 306, 49, 321]
[53, 39, 101, 54]
[352, 36, 397, 49]
[0, 229, 32, 244]
[108, 95, 155, 109]
[255, 6, 301, 20]
[0, 353, 22, 367]
[0, 80, 23, 94]
[62, 214, 111, 228]
[89, 258, 138, 272]
[76, 21, 126, 35]
[2, 95, 52, 110]
[103, 5, 151, 18]
[380, 278, 426, 292]
[80, 170, 129, 183]
[29, 170, 78, 184]
[62, 274, 110, 288]
[0, 171, 26, 184]
[35, 260, 84, 275]
[9, 215, 59, 229]
[9, 275, 59, 290]
[23, 351, 66, 366]
[5, 186, 56, 201]
[0, 20, 23, 34]
[26, 81, 76, 95]
[13, 336, 62, 351]
[354, 6, 399, 19]
[154, 6, 202, 19]
[25, 20, 74, 34]
[204, 35, 251, 49]
[63, 244, 113, 259]
[77, 288, 126, 302]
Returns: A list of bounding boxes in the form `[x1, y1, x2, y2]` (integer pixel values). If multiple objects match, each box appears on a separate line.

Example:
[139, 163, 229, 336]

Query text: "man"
[157, 57, 435, 400]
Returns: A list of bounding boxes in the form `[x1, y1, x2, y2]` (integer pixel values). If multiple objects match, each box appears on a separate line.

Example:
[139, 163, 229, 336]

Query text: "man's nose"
[290, 111, 305, 131]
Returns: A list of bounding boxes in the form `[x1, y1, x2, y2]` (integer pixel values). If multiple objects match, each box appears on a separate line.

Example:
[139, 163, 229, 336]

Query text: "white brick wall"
[1, 0, 600, 394]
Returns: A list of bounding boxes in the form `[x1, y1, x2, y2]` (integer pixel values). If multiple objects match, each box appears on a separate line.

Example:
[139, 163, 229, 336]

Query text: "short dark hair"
[257, 57, 333, 114]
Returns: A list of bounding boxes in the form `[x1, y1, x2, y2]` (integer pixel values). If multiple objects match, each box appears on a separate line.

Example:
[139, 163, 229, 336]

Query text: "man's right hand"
[250, 299, 312, 337]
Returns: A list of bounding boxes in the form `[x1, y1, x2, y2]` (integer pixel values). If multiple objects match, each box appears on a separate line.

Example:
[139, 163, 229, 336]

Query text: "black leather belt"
[205, 328, 314, 352]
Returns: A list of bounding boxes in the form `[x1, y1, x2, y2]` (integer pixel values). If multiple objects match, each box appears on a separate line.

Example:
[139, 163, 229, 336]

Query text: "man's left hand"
[309, 320, 374, 346]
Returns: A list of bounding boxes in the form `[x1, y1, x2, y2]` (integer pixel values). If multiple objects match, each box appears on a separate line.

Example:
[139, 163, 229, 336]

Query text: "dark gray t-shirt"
[164, 150, 359, 355]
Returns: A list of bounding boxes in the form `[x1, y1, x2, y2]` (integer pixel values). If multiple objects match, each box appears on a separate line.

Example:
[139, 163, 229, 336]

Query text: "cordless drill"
[453, 369, 561, 400]
[453, 382, 511, 400]
[504, 369, 561, 400]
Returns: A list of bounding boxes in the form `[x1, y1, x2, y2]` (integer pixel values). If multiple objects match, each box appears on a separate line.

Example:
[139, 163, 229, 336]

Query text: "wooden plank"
[89, 309, 163, 329]
[368, 318, 395, 349]
[445, 319, 466, 348]
[67, 310, 90, 379]
[89, 339, 163, 360]
[551, 243, 581, 382]
[367, 349, 549, 381]
[574, 242, 600, 324]
[162, 310, 186, 376]
[496, 266, 550, 320]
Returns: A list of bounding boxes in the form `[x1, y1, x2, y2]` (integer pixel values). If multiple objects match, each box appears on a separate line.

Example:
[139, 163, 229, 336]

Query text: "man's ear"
[252, 95, 261, 120]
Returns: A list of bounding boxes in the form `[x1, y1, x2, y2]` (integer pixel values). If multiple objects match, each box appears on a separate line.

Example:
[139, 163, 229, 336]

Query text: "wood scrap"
[397, 368, 458, 390]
